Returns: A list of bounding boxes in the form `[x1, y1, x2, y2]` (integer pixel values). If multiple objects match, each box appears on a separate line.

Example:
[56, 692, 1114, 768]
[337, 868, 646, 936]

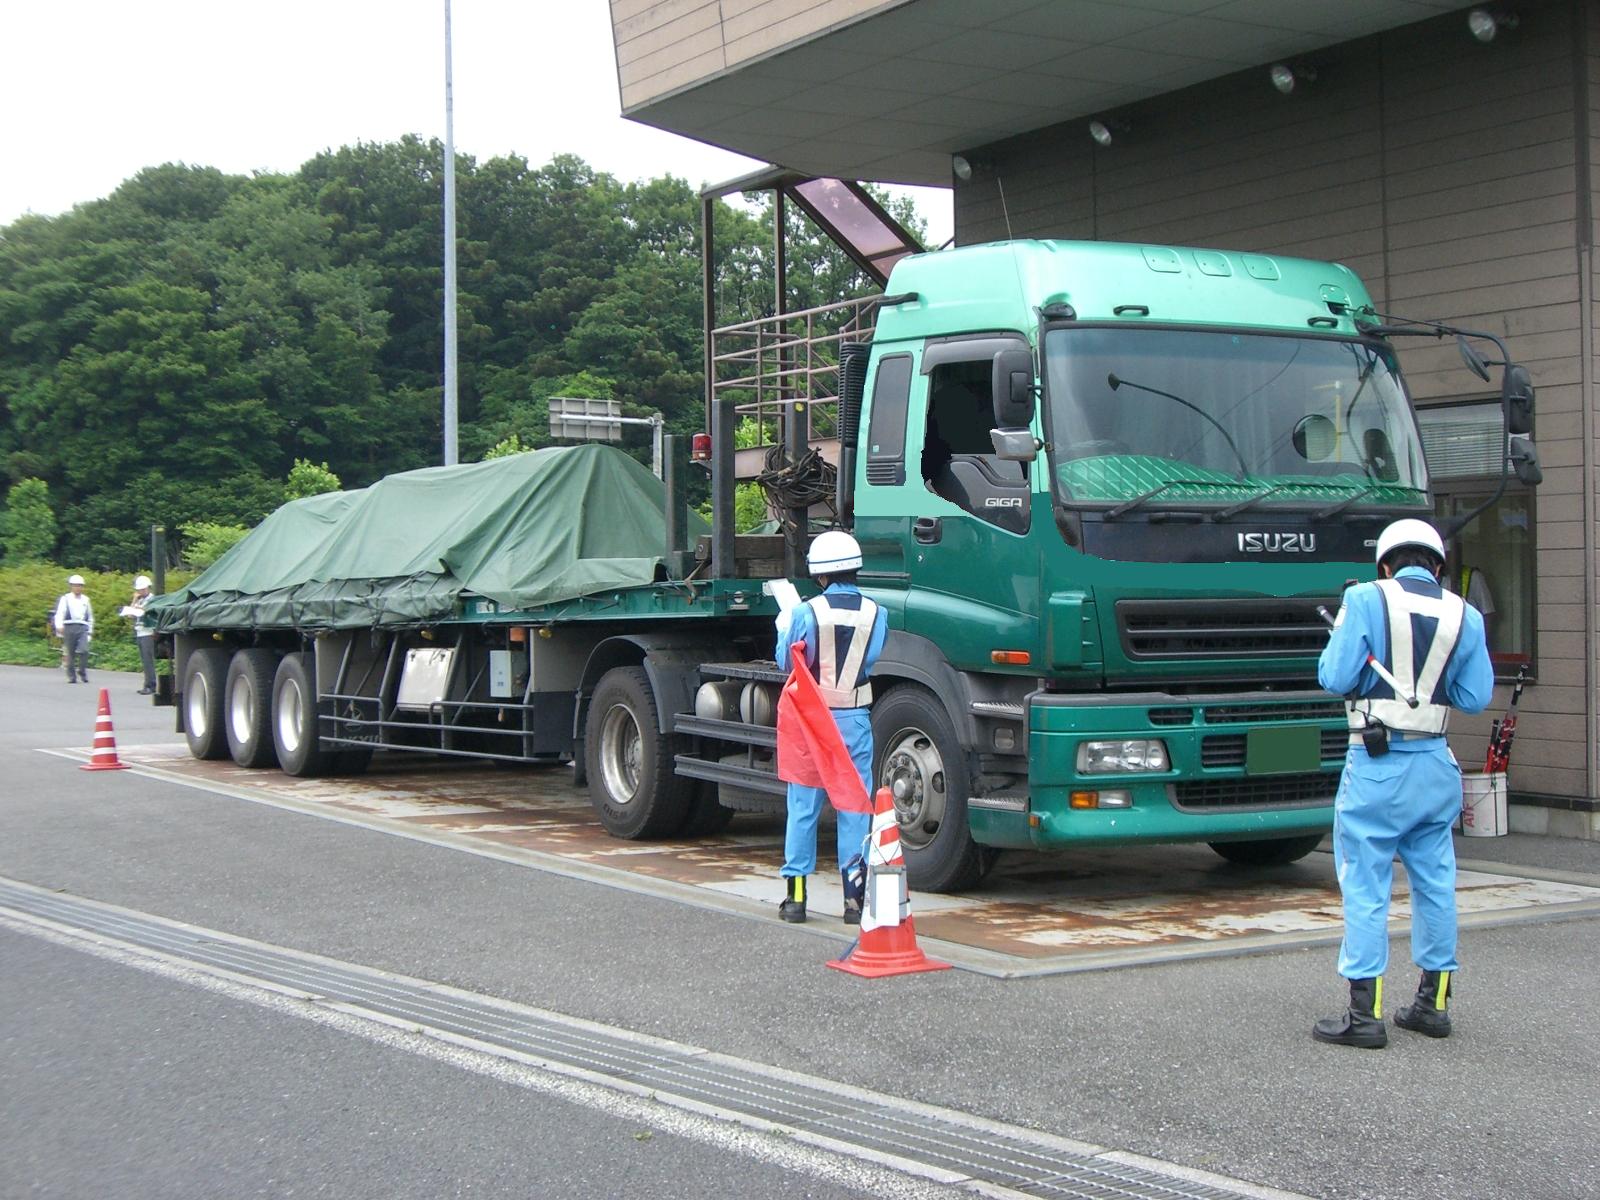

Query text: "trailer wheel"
[183, 647, 230, 761]
[585, 666, 692, 839]
[225, 648, 279, 768]
[1209, 834, 1324, 866]
[873, 685, 990, 893]
[273, 653, 335, 777]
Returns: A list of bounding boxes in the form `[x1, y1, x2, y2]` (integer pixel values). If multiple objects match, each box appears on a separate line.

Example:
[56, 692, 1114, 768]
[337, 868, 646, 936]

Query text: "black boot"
[841, 855, 865, 925]
[1393, 970, 1452, 1038]
[778, 875, 807, 923]
[1312, 977, 1388, 1049]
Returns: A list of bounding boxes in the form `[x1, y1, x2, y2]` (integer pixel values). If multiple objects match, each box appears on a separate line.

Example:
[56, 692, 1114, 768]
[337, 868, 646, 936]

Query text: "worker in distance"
[1313, 518, 1493, 1048]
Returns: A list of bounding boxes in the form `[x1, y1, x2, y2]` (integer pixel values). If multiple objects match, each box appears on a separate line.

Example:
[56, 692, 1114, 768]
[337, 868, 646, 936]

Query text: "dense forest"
[0, 136, 920, 568]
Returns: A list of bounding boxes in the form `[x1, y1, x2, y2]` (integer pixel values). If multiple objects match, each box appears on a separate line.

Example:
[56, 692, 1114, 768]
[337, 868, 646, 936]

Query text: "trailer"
[149, 238, 1541, 893]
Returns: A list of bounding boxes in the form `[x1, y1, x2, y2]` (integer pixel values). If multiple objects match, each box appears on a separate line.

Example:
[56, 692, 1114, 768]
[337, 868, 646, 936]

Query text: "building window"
[1417, 401, 1535, 677]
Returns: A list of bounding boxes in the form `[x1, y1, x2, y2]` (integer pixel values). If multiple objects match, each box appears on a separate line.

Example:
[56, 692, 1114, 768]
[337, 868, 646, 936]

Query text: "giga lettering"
[1237, 532, 1317, 553]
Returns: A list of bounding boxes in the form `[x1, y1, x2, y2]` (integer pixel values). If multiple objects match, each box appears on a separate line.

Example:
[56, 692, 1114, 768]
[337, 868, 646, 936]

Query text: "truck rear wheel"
[585, 666, 692, 839]
[225, 648, 279, 768]
[273, 653, 335, 777]
[678, 781, 737, 837]
[1209, 834, 1325, 866]
[183, 647, 230, 761]
[873, 685, 989, 893]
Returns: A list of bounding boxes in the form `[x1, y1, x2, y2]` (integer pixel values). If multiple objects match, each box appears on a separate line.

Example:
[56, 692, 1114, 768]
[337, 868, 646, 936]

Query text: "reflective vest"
[1346, 577, 1465, 738]
[809, 591, 880, 708]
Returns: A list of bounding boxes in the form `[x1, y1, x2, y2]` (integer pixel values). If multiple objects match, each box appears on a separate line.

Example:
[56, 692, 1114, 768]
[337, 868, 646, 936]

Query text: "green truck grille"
[1171, 772, 1336, 810]
[1118, 598, 1334, 659]
[1200, 729, 1348, 767]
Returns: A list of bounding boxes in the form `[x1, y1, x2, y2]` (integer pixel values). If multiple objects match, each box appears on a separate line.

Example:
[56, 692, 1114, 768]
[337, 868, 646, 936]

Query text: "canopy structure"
[147, 445, 706, 631]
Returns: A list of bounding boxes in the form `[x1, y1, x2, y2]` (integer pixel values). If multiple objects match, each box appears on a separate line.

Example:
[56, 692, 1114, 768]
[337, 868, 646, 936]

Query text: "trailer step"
[674, 754, 787, 796]
[698, 661, 787, 685]
[673, 714, 777, 748]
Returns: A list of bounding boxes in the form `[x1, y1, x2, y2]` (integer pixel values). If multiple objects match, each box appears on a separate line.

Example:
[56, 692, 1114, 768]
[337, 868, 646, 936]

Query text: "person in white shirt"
[53, 574, 94, 684]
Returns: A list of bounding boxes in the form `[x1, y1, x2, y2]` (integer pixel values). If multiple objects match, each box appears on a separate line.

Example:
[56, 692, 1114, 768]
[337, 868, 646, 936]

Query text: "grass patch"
[0, 631, 143, 673]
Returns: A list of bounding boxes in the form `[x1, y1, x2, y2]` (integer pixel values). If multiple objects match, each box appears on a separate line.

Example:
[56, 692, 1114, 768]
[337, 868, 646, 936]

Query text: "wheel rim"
[186, 673, 210, 739]
[598, 702, 643, 804]
[276, 678, 303, 755]
[880, 725, 947, 851]
[228, 674, 255, 746]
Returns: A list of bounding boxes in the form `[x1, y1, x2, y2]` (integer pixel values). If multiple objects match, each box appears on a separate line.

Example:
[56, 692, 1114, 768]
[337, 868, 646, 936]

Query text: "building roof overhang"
[621, 0, 1472, 186]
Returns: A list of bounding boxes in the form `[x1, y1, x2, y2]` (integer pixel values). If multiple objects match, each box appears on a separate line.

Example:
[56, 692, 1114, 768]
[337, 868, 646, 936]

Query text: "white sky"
[0, 1, 951, 242]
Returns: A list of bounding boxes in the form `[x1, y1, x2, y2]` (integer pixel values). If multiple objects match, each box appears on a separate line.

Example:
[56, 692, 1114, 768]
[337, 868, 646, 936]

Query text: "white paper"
[762, 579, 802, 613]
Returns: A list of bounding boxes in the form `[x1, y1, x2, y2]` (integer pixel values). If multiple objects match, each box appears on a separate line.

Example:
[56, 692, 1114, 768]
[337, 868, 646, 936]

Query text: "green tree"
[1, 478, 57, 562]
[179, 520, 249, 570]
[285, 458, 342, 499]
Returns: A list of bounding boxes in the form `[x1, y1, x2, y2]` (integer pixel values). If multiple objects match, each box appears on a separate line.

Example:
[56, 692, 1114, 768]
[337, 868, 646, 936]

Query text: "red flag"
[775, 640, 873, 814]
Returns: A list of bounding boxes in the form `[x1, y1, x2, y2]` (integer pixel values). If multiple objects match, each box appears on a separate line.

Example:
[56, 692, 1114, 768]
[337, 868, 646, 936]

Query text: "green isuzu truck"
[150, 239, 1537, 892]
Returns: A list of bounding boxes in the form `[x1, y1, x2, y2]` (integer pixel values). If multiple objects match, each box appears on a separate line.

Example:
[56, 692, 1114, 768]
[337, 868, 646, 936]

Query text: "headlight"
[1076, 739, 1169, 774]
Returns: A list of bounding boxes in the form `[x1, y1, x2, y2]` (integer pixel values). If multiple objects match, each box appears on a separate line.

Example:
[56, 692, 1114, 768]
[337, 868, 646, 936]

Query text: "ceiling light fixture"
[1269, 62, 1316, 94]
[1468, 7, 1518, 42]
[1088, 119, 1116, 147]
[952, 154, 974, 182]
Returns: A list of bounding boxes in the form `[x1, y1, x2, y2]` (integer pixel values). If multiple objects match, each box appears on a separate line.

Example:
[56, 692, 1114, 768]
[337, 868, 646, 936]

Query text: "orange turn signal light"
[990, 650, 1031, 665]
[1069, 790, 1099, 809]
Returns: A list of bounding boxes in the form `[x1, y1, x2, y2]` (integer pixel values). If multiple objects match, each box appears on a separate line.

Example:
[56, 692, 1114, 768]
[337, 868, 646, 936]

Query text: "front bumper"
[1018, 689, 1343, 849]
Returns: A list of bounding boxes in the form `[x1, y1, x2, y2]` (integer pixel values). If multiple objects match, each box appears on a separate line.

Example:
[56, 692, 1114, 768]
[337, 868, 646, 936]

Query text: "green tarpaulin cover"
[146, 445, 707, 632]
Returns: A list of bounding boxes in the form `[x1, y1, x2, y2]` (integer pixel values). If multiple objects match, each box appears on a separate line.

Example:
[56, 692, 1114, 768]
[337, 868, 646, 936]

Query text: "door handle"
[913, 516, 943, 544]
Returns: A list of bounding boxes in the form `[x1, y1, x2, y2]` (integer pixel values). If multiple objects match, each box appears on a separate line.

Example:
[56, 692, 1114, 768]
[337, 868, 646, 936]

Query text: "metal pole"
[712, 397, 735, 579]
[651, 413, 664, 480]
[150, 525, 166, 595]
[441, 0, 459, 466]
[784, 400, 807, 579]
[702, 195, 716, 431]
[663, 434, 687, 580]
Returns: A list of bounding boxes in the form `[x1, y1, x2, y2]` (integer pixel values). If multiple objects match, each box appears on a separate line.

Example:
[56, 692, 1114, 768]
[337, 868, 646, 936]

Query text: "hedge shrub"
[0, 563, 195, 671]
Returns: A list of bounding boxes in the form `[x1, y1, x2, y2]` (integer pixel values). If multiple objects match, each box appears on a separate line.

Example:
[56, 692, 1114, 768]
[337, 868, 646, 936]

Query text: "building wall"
[955, 1, 1599, 811]
[611, 0, 897, 111]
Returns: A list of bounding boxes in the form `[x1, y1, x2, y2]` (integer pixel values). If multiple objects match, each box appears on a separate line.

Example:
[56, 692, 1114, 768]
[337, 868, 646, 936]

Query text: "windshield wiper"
[1214, 484, 1296, 519]
[1105, 373, 1251, 478]
[1104, 479, 1223, 519]
[1313, 483, 1388, 519]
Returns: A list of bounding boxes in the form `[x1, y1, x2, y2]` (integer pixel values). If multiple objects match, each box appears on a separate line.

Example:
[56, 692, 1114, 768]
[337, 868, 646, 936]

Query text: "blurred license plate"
[1246, 725, 1320, 775]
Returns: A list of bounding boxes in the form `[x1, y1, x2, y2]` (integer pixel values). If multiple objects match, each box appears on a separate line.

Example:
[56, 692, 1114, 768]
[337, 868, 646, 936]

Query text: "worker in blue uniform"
[775, 529, 888, 925]
[1313, 518, 1494, 1048]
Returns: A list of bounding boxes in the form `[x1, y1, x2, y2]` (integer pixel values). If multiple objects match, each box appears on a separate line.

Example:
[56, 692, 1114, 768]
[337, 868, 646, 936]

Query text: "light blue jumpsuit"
[1317, 566, 1494, 980]
[776, 583, 887, 880]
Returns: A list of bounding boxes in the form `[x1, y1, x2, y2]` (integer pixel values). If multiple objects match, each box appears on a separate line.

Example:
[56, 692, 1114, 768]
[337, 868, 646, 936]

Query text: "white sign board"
[549, 396, 622, 442]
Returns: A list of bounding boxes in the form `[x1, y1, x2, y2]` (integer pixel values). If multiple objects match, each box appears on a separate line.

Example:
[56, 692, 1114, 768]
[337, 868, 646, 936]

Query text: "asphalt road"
[3, 664, 1598, 1199]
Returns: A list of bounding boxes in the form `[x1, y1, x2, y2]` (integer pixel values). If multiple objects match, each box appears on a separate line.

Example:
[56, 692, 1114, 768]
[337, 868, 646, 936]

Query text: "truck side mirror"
[1510, 434, 1542, 486]
[992, 347, 1034, 428]
[1457, 334, 1490, 383]
[1502, 363, 1534, 435]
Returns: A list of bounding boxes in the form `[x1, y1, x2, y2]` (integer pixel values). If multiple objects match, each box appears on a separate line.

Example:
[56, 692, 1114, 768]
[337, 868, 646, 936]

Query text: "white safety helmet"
[1374, 518, 1445, 566]
[134, 575, 152, 590]
[807, 529, 863, 576]
[67, 574, 85, 586]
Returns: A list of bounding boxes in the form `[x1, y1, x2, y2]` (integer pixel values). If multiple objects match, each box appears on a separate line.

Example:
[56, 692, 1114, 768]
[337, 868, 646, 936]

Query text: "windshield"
[1043, 327, 1430, 512]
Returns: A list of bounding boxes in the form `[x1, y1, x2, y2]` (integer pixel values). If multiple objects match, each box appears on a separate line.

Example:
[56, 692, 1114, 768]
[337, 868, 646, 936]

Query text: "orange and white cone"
[828, 787, 950, 978]
[80, 688, 130, 771]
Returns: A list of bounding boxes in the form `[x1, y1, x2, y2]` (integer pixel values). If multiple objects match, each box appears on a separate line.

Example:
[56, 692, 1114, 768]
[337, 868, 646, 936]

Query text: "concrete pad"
[56, 742, 1600, 978]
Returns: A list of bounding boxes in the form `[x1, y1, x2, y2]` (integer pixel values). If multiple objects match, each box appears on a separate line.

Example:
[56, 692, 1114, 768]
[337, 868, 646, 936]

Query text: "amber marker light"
[991, 650, 1031, 665]
[1069, 791, 1099, 809]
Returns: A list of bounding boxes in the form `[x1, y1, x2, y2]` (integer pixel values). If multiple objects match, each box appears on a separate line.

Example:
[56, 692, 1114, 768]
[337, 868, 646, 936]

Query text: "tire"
[183, 647, 230, 761]
[677, 781, 737, 837]
[872, 685, 989, 893]
[272, 653, 336, 777]
[224, 648, 279, 768]
[585, 666, 692, 839]
[1209, 833, 1325, 866]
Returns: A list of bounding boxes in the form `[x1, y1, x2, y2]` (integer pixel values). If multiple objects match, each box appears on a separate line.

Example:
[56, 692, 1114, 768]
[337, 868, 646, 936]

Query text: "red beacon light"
[691, 432, 713, 462]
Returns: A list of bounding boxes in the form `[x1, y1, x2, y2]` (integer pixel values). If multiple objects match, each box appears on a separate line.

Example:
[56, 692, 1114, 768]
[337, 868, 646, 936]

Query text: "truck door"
[904, 336, 1040, 666]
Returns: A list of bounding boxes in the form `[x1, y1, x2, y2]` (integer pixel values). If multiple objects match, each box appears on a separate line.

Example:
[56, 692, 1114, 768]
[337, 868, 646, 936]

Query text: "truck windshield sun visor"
[1043, 327, 1430, 521]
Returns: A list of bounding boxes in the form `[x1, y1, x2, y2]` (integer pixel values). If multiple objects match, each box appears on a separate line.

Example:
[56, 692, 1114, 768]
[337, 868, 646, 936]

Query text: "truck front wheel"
[225, 648, 279, 769]
[873, 686, 989, 893]
[1209, 834, 1325, 866]
[183, 648, 230, 761]
[585, 666, 692, 839]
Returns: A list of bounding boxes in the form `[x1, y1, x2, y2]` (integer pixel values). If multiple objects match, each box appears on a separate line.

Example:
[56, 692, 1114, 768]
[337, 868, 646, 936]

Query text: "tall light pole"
[441, 0, 459, 465]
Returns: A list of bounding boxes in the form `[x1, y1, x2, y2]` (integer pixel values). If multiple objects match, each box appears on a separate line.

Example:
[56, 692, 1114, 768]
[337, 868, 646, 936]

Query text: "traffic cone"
[828, 788, 950, 978]
[80, 688, 130, 771]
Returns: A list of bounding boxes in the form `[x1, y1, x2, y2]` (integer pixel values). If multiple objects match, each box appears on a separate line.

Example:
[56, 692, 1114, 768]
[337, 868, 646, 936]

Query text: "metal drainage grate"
[0, 878, 1290, 1200]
